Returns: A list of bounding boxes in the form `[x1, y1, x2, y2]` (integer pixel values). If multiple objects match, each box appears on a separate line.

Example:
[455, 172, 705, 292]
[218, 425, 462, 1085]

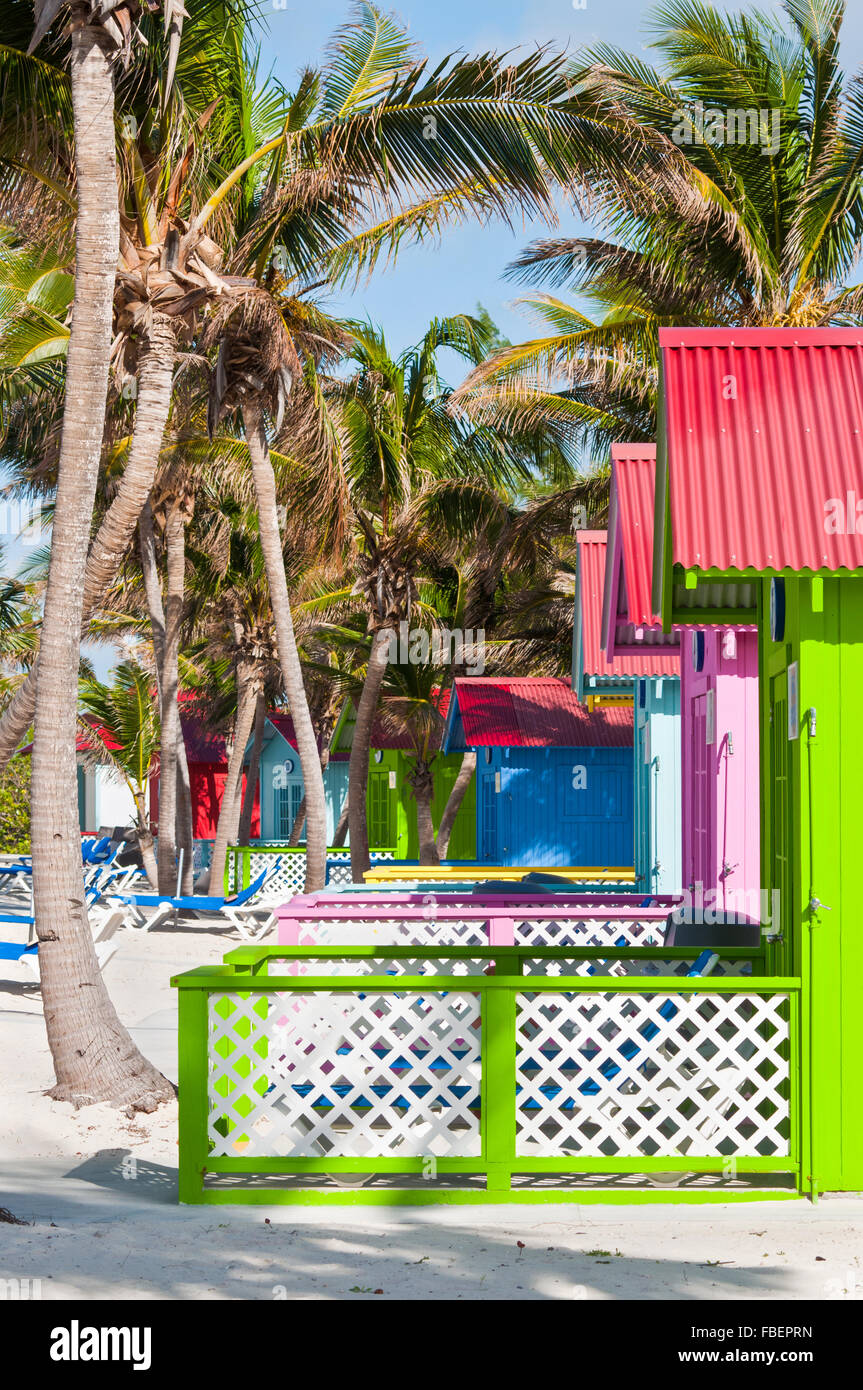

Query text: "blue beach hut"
[442, 676, 634, 867]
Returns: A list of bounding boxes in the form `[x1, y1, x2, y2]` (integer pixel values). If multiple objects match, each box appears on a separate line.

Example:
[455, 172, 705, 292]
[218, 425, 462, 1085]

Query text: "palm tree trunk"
[157, 504, 185, 893]
[139, 498, 193, 892]
[238, 689, 265, 845]
[242, 400, 326, 892]
[436, 751, 476, 860]
[0, 315, 177, 773]
[408, 759, 440, 866]
[133, 791, 159, 889]
[30, 24, 171, 1108]
[332, 792, 349, 846]
[207, 672, 259, 894]
[288, 795, 306, 845]
[289, 745, 330, 846]
[348, 627, 391, 881]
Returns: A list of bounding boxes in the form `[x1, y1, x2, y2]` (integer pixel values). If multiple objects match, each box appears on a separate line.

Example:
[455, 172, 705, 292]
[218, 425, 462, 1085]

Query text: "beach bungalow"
[654, 325, 863, 1193]
[148, 706, 259, 840]
[575, 526, 681, 893]
[601, 444, 760, 904]
[244, 711, 348, 845]
[75, 720, 137, 833]
[329, 692, 476, 858]
[442, 676, 633, 866]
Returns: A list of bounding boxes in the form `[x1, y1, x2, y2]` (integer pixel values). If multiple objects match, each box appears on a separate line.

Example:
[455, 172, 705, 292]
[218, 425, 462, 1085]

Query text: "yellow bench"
[363, 864, 636, 883]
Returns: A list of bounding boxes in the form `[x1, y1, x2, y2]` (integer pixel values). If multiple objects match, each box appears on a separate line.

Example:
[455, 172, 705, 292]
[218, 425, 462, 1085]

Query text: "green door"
[769, 670, 793, 972]
[368, 770, 394, 848]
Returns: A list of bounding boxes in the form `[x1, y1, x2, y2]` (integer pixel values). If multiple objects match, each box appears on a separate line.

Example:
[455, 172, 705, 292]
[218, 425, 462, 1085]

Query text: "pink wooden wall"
[681, 628, 760, 912]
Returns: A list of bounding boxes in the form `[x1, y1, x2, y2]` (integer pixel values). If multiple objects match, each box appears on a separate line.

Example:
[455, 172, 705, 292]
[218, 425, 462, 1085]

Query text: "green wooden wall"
[760, 575, 863, 1193]
[364, 748, 476, 859]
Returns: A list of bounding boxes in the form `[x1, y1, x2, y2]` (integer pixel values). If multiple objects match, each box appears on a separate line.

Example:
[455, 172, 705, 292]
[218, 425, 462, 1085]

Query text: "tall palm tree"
[297, 312, 556, 878]
[378, 658, 451, 866]
[22, 0, 178, 1107]
[181, 503, 282, 893]
[455, 0, 863, 458]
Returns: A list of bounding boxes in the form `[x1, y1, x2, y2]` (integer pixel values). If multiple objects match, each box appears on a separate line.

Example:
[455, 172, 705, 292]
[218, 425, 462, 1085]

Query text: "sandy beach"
[2, 905, 862, 1302]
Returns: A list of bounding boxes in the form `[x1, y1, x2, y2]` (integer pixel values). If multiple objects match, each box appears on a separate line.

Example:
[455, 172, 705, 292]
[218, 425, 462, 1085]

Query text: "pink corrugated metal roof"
[660, 327, 863, 573]
[612, 443, 662, 626]
[454, 677, 634, 748]
[577, 531, 678, 678]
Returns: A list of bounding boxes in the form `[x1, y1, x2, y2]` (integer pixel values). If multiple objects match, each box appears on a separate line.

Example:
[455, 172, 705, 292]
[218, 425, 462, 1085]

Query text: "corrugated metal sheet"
[180, 713, 227, 766]
[454, 677, 633, 748]
[660, 327, 863, 573]
[612, 444, 663, 625]
[577, 531, 679, 677]
[671, 581, 758, 613]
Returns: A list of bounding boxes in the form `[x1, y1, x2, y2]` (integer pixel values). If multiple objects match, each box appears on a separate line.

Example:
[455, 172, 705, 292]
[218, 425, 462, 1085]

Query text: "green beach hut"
[654, 325, 863, 1194]
[330, 690, 476, 859]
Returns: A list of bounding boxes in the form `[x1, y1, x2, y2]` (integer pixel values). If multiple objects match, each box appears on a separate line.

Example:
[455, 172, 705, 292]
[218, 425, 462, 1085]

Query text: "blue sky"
[257, 0, 863, 360]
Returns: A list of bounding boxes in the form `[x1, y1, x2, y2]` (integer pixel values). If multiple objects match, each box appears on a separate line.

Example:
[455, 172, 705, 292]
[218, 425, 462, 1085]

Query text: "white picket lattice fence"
[204, 983, 790, 1164]
[278, 913, 757, 976]
[209, 988, 482, 1158]
[515, 990, 790, 1158]
[227, 849, 396, 897]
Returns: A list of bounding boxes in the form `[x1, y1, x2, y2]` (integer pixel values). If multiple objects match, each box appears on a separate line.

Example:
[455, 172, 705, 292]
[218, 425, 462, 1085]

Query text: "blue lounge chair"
[0, 898, 126, 979]
[112, 863, 280, 939]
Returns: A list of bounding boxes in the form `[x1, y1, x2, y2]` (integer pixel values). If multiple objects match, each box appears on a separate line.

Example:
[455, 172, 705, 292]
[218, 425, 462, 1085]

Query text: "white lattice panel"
[208, 989, 482, 1158]
[228, 849, 397, 898]
[514, 917, 667, 948]
[515, 991, 790, 1158]
[267, 955, 489, 977]
[294, 918, 490, 948]
[521, 957, 754, 978]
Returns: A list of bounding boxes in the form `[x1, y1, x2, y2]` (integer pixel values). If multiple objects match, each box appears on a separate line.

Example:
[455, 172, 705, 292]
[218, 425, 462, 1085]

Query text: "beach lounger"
[0, 906, 126, 980]
[112, 861, 281, 940]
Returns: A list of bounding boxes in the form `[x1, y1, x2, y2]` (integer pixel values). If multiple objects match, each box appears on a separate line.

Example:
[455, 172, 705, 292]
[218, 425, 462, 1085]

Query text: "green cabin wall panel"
[761, 575, 863, 1192]
[364, 749, 477, 858]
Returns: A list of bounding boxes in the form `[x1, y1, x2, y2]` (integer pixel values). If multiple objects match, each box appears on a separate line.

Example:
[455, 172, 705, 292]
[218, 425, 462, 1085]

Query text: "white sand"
[2, 904, 862, 1301]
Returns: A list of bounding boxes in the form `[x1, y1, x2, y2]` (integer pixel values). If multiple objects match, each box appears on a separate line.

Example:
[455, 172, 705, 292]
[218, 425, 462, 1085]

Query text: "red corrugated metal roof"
[454, 677, 634, 748]
[660, 327, 863, 573]
[180, 712, 227, 765]
[577, 531, 678, 678]
[77, 717, 122, 755]
[267, 712, 298, 749]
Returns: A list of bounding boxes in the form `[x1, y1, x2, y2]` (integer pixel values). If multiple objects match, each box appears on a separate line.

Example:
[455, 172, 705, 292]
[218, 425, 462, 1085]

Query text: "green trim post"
[177, 985, 209, 1204]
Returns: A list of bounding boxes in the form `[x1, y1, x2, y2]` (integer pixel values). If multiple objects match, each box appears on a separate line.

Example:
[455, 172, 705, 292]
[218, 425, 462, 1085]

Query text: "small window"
[275, 783, 304, 839]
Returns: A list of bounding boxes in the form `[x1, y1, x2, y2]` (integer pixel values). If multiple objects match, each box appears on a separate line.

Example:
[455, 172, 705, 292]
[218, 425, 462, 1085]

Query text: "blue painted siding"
[475, 745, 634, 866]
[633, 678, 682, 894]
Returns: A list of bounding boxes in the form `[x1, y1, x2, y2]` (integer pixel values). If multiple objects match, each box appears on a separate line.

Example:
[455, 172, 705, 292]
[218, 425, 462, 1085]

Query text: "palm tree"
[378, 658, 452, 866]
[297, 311, 556, 878]
[181, 503, 282, 893]
[455, 0, 863, 459]
[21, 0, 178, 1107]
[78, 661, 161, 886]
